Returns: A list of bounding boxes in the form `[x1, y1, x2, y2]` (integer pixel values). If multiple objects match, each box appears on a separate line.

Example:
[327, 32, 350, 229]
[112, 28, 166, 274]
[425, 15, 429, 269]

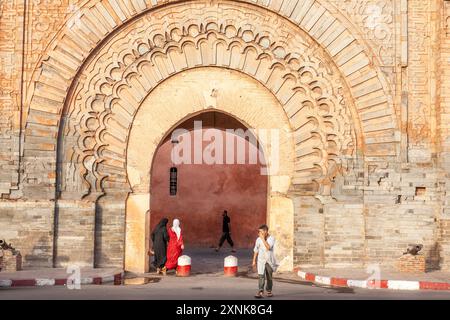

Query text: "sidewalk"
[0, 268, 123, 287]
[293, 267, 450, 291]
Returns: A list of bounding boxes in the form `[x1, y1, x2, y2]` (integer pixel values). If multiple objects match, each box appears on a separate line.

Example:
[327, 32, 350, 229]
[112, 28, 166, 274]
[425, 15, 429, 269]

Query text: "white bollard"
[224, 255, 238, 277]
[177, 255, 191, 277]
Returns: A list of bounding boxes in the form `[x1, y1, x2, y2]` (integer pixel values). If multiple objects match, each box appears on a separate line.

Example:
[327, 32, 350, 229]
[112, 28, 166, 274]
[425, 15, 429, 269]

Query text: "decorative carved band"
[22, 0, 399, 199]
[60, 5, 357, 198]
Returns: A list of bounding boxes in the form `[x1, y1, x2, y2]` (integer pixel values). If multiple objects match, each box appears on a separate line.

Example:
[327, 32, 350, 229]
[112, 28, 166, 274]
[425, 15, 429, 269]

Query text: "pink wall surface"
[150, 112, 268, 248]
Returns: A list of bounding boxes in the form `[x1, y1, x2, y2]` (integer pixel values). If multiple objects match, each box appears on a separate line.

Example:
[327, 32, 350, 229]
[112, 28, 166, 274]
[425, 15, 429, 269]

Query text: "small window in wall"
[415, 187, 426, 196]
[170, 167, 178, 196]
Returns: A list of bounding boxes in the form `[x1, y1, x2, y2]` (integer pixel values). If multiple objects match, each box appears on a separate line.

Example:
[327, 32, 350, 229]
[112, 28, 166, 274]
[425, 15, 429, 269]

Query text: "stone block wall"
[54, 201, 95, 267]
[323, 203, 365, 268]
[396, 254, 426, 273]
[0, 0, 23, 198]
[0, 250, 22, 272]
[440, 218, 450, 269]
[0, 201, 53, 268]
[439, 0, 450, 271]
[94, 198, 126, 268]
[0, 0, 449, 272]
[365, 202, 440, 269]
[292, 196, 324, 268]
[293, 159, 447, 270]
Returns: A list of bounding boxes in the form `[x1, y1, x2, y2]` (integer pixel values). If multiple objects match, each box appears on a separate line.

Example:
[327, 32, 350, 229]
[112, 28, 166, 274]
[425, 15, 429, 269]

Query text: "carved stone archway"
[57, 2, 360, 199]
[21, 0, 401, 270]
[126, 67, 295, 272]
[24, 1, 399, 196]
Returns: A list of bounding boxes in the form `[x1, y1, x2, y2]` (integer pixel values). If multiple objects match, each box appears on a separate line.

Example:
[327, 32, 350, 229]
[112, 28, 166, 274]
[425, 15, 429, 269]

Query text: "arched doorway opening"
[149, 111, 268, 249]
[124, 66, 296, 274]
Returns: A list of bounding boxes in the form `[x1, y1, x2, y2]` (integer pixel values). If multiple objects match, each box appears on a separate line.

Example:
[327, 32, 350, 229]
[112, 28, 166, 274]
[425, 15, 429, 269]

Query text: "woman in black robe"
[151, 218, 169, 275]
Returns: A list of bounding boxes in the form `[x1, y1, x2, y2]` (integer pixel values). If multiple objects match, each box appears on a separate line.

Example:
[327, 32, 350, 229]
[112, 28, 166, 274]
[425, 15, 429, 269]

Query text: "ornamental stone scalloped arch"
[126, 67, 296, 195]
[23, 0, 400, 200]
[57, 2, 358, 200]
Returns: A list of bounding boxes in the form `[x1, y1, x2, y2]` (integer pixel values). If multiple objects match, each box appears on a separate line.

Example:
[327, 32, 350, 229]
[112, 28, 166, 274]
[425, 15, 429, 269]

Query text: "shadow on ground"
[125, 247, 354, 294]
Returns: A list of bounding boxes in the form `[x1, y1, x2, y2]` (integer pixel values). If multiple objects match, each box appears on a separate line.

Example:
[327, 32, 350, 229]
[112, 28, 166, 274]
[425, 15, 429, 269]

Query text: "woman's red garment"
[165, 227, 184, 270]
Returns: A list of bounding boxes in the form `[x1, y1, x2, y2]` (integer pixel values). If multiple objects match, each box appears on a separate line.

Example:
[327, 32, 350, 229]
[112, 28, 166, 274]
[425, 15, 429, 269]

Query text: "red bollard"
[176, 255, 191, 277]
[224, 256, 238, 277]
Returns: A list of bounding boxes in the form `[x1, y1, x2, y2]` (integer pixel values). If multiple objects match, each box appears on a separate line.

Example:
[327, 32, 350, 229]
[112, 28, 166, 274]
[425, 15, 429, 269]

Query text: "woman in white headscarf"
[165, 218, 184, 271]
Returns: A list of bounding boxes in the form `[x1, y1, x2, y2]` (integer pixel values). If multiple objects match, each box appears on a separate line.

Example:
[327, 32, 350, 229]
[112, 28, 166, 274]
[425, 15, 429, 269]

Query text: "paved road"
[2, 274, 450, 300]
[1, 248, 449, 300]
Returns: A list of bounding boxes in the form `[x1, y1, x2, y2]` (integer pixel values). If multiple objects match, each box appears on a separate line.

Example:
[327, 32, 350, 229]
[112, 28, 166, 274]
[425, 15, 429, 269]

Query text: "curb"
[294, 268, 450, 291]
[0, 272, 124, 288]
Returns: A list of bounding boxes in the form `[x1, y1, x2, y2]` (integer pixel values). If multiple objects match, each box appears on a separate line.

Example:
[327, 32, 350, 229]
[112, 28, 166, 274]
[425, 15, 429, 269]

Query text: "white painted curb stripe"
[81, 277, 93, 284]
[0, 273, 121, 287]
[102, 276, 114, 283]
[387, 280, 420, 290]
[36, 279, 55, 286]
[295, 270, 450, 291]
[347, 279, 367, 289]
[315, 276, 331, 285]
[0, 280, 12, 287]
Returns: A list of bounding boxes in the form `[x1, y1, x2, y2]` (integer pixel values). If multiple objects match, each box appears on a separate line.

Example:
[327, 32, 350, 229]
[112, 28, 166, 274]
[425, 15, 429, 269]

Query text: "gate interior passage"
[150, 111, 268, 249]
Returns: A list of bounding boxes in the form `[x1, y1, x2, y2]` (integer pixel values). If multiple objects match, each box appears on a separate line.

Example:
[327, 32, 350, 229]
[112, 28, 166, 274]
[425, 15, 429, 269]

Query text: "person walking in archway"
[150, 218, 169, 275]
[215, 210, 236, 253]
[166, 218, 184, 273]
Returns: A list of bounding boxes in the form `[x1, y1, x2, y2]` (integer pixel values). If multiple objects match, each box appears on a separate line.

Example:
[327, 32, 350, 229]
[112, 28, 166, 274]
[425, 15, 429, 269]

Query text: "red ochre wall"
[150, 112, 268, 248]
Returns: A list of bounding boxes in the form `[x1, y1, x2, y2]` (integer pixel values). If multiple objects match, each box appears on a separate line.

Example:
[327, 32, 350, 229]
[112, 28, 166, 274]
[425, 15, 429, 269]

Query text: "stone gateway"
[0, 0, 449, 273]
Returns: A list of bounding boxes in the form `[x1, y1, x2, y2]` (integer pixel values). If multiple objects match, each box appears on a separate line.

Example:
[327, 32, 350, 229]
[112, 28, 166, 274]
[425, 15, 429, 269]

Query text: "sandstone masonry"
[0, 0, 448, 273]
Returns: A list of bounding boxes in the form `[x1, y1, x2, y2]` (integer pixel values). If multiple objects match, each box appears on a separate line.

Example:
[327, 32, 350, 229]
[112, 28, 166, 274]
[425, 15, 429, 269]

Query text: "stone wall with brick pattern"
[397, 254, 426, 273]
[0, 0, 448, 272]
